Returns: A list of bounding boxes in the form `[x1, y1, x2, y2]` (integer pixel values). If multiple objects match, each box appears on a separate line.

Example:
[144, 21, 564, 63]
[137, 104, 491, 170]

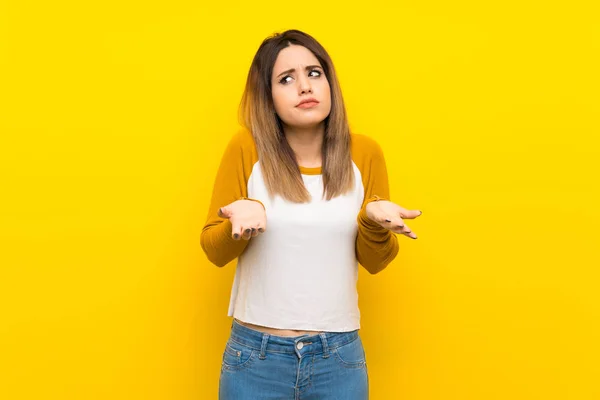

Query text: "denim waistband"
[228, 319, 360, 356]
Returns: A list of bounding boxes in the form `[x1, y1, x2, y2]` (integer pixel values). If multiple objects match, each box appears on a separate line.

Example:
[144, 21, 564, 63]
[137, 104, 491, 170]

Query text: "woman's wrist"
[358, 195, 388, 229]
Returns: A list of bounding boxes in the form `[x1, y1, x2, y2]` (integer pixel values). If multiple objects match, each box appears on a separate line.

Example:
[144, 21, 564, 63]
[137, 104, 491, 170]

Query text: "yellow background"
[1, 1, 599, 399]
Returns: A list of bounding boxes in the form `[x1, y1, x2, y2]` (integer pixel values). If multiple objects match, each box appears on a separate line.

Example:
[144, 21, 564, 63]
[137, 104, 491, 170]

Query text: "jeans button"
[296, 342, 304, 350]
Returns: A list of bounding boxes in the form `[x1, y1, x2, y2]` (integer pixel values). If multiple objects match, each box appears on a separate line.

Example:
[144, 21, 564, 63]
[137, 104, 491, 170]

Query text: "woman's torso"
[207, 131, 388, 334]
[234, 318, 324, 337]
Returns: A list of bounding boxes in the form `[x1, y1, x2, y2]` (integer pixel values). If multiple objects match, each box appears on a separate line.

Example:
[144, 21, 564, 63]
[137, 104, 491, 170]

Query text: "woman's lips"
[297, 101, 319, 109]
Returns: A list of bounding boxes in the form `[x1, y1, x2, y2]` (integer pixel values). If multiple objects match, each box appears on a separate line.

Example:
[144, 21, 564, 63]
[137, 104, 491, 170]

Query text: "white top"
[227, 161, 365, 332]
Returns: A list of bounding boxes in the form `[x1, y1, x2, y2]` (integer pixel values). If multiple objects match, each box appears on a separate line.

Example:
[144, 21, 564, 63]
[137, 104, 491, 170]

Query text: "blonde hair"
[238, 29, 354, 203]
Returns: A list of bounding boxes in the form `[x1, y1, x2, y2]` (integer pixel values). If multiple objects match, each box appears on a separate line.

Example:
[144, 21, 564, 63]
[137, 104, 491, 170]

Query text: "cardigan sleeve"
[200, 132, 257, 267]
[353, 135, 400, 274]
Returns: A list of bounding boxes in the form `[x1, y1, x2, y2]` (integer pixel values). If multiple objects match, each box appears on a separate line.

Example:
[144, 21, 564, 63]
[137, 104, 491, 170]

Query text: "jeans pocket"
[221, 340, 256, 371]
[332, 336, 366, 369]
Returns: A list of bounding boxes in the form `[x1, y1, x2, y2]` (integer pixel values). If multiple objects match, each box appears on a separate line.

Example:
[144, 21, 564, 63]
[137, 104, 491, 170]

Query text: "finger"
[399, 209, 423, 219]
[385, 217, 405, 231]
[394, 223, 417, 239]
[250, 221, 265, 237]
[218, 206, 232, 219]
[404, 229, 418, 239]
[250, 224, 259, 238]
[231, 222, 243, 240]
[241, 227, 252, 240]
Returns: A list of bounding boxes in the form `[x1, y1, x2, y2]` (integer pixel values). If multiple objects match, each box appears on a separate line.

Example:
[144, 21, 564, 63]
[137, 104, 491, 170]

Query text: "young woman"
[201, 29, 422, 400]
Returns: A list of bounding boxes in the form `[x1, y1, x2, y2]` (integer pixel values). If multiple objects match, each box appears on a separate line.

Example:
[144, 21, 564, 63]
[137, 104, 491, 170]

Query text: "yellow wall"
[1, 1, 599, 399]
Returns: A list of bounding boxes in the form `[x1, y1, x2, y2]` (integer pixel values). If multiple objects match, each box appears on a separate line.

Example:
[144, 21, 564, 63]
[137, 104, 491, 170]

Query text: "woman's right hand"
[218, 199, 267, 240]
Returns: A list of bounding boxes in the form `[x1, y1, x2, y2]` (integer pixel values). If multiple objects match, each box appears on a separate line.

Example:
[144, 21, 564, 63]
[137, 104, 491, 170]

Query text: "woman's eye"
[279, 69, 322, 85]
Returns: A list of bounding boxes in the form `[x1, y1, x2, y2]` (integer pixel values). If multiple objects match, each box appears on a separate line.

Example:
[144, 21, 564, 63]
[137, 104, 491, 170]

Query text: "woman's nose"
[298, 76, 312, 94]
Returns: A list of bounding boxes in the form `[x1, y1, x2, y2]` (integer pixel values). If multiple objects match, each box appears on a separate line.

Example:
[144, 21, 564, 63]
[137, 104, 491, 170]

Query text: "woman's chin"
[289, 115, 327, 127]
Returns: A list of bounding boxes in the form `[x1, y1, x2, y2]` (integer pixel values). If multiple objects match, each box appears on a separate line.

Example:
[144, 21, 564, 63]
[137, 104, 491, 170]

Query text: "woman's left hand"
[365, 200, 422, 239]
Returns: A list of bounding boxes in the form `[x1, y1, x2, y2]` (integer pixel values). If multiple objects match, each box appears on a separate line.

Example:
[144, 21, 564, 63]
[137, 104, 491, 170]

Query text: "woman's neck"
[283, 123, 325, 168]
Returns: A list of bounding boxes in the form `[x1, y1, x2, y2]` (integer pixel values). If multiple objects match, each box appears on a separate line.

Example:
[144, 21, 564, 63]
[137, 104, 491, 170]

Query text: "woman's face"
[271, 44, 331, 130]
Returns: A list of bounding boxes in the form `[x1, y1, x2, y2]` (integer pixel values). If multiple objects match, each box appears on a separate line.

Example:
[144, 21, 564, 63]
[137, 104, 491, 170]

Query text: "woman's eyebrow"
[276, 65, 322, 79]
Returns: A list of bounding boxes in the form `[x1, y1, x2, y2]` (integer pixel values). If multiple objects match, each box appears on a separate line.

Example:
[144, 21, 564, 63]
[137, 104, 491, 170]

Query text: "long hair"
[238, 29, 354, 203]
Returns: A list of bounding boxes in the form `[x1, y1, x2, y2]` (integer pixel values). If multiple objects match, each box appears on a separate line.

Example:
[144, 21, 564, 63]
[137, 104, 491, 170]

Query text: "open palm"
[365, 200, 422, 239]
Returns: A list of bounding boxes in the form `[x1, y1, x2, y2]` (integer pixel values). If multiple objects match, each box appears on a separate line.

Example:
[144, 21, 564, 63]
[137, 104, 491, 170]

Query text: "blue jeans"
[219, 319, 369, 399]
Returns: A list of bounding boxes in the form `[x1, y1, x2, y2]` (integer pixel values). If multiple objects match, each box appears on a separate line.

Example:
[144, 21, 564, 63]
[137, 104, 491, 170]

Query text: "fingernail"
[258, 228, 265, 233]
[385, 219, 392, 223]
[418, 210, 423, 216]
[397, 225, 404, 228]
[245, 229, 251, 233]
[233, 234, 240, 239]
[251, 228, 256, 233]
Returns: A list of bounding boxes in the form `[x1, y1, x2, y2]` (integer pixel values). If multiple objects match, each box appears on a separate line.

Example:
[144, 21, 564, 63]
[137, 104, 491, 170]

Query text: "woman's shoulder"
[350, 132, 385, 162]
[226, 127, 256, 150]
[221, 127, 259, 160]
[215, 128, 259, 182]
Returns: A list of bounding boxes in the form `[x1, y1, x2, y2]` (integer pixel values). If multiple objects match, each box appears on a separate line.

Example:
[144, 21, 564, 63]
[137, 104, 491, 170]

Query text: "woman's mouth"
[297, 101, 319, 109]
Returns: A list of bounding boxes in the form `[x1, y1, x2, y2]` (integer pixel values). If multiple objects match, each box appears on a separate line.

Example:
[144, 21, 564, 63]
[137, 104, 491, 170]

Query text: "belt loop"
[259, 333, 270, 360]
[319, 332, 330, 358]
